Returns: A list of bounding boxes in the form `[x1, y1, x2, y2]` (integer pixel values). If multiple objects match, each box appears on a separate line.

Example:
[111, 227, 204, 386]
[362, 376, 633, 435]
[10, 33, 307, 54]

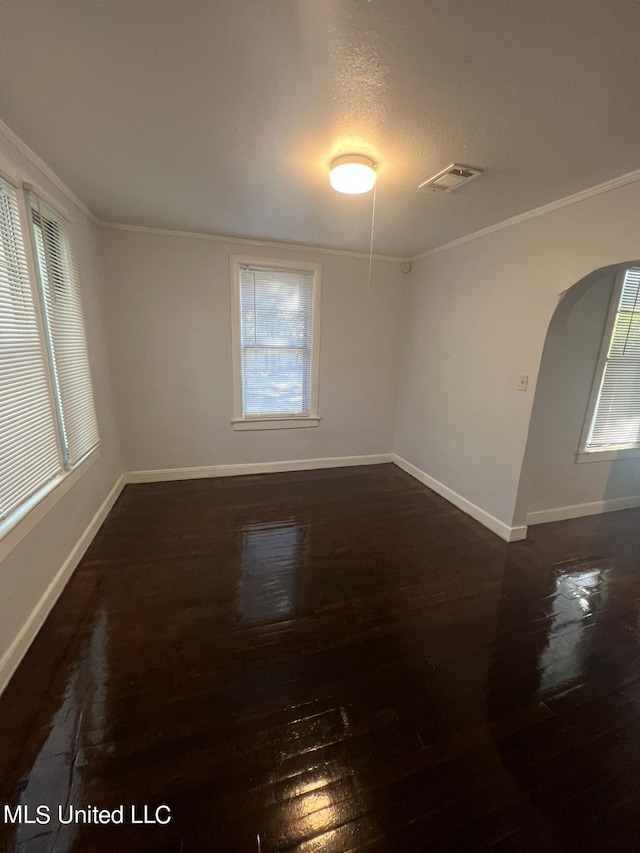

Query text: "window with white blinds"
[0, 178, 61, 523]
[232, 261, 320, 423]
[28, 192, 100, 466]
[583, 267, 640, 453]
[0, 176, 100, 539]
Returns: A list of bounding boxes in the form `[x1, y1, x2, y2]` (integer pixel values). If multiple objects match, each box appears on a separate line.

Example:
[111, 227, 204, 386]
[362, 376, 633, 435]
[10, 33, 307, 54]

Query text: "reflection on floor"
[1, 463, 640, 852]
[239, 520, 303, 626]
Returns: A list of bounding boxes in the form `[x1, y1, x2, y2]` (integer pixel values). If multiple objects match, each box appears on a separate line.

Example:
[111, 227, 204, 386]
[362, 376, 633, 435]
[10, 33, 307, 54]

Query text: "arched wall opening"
[515, 261, 640, 529]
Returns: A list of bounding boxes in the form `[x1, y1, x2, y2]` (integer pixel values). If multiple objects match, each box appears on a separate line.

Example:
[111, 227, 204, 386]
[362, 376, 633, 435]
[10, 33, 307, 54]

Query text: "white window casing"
[0, 171, 100, 551]
[0, 176, 62, 524]
[27, 190, 100, 467]
[230, 256, 321, 430]
[578, 267, 640, 462]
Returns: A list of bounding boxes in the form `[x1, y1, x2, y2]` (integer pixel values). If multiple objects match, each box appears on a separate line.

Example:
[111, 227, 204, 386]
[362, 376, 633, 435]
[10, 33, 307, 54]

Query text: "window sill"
[0, 444, 101, 562]
[576, 446, 640, 464]
[231, 416, 320, 432]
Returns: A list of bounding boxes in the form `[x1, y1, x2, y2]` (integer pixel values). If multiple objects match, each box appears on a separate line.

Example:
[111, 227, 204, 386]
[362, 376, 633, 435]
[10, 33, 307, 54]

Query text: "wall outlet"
[518, 375, 529, 391]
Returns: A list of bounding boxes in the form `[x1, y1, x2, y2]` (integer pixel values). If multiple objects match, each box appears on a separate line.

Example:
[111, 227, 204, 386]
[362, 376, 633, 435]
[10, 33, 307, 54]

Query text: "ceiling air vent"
[418, 164, 483, 192]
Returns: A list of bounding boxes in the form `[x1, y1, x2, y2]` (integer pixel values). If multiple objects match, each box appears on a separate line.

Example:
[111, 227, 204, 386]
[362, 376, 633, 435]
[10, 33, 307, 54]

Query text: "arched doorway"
[514, 261, 640, 529]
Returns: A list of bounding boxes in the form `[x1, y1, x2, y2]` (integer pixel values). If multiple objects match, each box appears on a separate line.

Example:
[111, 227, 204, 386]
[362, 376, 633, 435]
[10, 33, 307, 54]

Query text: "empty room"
[1, 1, 640, 851]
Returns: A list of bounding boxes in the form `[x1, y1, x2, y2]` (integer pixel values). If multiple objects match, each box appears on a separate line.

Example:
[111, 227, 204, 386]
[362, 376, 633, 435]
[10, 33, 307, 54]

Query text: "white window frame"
[229, 255, 321, 431]
[0, 156, 99, 559]
[26, 186, 101, 468]
[577, 267, 640, 464]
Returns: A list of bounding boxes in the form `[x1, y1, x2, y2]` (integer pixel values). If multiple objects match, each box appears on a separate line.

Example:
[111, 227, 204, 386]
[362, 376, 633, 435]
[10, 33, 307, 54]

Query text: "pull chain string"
[367, 180, 377, 298]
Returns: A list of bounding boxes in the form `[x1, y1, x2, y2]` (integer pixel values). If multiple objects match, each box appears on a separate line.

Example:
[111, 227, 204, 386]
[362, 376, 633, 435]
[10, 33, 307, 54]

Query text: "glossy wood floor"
[2, 464, 640, 852]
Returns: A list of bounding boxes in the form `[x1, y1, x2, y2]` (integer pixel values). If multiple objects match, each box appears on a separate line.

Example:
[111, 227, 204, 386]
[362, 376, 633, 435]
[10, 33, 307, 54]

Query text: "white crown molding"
[4, 114, 639, 262]
[411, 168, 640, 261]
[97, 220, 408, 263]
[0, 117, 97, 222]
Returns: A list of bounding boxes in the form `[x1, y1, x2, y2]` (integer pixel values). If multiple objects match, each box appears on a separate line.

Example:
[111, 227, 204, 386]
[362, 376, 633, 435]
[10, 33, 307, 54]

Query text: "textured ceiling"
[1, 0, 639, 257]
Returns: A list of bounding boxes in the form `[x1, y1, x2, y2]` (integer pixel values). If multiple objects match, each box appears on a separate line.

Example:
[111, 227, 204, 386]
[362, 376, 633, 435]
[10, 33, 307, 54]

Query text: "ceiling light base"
[330, 155, 376, 194]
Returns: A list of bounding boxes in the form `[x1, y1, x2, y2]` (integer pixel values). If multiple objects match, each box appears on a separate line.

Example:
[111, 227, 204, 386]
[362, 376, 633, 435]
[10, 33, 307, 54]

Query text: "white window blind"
[239, 266, 315, 417]
[0, 178, 61, 522]
[586, 267, 640, 451]
[28, 192, 100, 467]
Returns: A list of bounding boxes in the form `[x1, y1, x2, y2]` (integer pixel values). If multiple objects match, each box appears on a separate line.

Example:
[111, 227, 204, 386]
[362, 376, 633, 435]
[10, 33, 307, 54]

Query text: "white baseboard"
[0, 475, 125, 698]
[392, 455, 527, 542]
[125, 454, 393, 484]
[527, 494, 640, 526]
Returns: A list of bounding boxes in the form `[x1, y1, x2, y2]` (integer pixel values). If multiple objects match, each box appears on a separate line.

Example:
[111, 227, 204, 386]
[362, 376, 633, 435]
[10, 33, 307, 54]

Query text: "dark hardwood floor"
[2, 463, 640, 852]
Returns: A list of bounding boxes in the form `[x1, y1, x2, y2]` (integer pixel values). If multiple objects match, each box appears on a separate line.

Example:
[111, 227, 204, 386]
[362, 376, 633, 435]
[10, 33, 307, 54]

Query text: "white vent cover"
[419, 164, 483, 192]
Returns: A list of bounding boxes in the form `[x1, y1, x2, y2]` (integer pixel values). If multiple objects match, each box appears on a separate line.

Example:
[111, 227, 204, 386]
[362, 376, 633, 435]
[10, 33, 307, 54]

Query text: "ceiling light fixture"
[330, 154, 376, 194]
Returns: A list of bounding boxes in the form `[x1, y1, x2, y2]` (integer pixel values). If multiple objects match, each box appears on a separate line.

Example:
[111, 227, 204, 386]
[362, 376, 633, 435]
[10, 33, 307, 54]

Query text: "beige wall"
[0, 131, 123, 685]
[395, 180, 640, 532]
[99, 227, 406, 473]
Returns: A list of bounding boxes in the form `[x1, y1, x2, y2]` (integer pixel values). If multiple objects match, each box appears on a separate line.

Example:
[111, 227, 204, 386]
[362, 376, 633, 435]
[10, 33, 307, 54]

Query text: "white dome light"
[330, 155, 376, 194]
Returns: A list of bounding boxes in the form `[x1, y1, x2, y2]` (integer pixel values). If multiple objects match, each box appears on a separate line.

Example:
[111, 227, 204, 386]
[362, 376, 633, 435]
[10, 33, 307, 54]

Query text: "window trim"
[0, 446, 100, 562]
[576, 267, 640, 463]
[0, 161, 101, 553]
[25, 189, 71, 467]
[229, 255, 321, 431]
[26, 185, 101, 464]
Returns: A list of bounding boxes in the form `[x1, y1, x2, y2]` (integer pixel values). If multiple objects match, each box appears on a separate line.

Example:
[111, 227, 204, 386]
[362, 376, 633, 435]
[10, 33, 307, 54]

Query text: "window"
[0, 176, 99, 538]
[579, 266, 640, 461]
[0, 178, 61, 524]
[28, 192, 100, 466]
[230, 257, 321, 430]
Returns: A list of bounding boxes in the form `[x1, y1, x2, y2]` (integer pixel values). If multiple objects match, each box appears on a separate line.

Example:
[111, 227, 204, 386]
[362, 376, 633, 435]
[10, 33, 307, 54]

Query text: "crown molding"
[97, 220, 407, 262]
[0, 117, 97, 222]
[411, 167, 640, 261]
[5, 114, 638, 263]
